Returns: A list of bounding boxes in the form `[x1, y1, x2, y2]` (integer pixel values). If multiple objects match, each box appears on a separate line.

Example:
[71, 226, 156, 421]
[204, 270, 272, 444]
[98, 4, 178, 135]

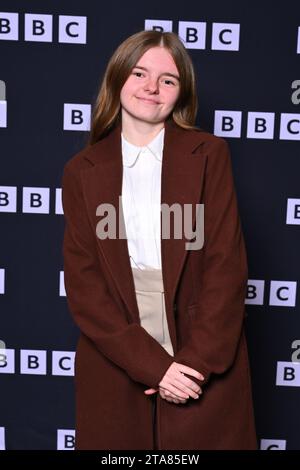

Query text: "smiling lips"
[137, 97, 160, 105]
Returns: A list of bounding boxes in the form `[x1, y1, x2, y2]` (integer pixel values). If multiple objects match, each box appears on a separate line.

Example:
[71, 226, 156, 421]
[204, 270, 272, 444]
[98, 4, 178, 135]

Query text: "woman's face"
[120, 46, 180, 126]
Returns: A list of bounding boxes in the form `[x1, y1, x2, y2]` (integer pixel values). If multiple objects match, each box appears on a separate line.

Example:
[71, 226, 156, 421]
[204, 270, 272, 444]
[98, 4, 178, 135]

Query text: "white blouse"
[121, 127, 165, 270]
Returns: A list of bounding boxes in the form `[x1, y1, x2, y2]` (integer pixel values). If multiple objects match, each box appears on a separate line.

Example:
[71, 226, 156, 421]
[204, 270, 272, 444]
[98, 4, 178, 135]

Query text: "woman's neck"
[121, 118, 165, 147]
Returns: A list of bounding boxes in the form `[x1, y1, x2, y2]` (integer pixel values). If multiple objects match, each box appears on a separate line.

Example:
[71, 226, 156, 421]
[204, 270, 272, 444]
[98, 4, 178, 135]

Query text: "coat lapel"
[81, 119, 207, 343]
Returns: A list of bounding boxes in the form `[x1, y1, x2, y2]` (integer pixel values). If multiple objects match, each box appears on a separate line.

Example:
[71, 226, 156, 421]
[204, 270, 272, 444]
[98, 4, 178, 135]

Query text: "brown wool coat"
[61, 119, 257, 450]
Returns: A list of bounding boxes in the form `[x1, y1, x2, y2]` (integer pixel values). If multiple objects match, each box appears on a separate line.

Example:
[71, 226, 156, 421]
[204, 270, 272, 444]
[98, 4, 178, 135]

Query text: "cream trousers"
[131, 266, 174, 357]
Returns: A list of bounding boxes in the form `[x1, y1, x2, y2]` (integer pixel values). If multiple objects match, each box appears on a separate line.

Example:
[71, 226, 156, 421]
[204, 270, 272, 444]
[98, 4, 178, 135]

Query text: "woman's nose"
[144, 78, 159, 93]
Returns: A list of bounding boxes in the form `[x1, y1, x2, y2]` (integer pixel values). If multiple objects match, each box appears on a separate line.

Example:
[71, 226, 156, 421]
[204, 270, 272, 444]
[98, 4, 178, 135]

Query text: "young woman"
[62, 30, 257, 450]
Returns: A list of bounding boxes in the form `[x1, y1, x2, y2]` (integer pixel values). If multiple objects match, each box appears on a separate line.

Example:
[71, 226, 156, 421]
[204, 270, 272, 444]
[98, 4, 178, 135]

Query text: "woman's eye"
[163, 79, 175, 86]
[132, 72, 177, 86]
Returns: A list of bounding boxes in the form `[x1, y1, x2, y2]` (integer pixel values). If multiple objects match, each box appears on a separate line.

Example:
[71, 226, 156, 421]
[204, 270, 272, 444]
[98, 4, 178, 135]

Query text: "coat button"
[173, 303, 177, 313]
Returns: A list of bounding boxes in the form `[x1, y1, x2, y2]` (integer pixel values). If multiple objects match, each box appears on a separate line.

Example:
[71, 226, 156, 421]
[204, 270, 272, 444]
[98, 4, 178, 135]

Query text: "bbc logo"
[260, 439, 286, 450]
[246, 280, 297, 307]
[0, 349, 75, 375]
[276, 362, 300, 387]
[145, 19, 240, 51]
[0, 186, 63, 214]
[63, 103, 91, 131]
[214, 110, 300, 141]
[0, 12, 87, 44]
[57, 429, 75, 450]
[0, 269, 65, 297]
[0, 80, 6, 128]
[0, 427, 5, 450]
[286, 199, 300, 225]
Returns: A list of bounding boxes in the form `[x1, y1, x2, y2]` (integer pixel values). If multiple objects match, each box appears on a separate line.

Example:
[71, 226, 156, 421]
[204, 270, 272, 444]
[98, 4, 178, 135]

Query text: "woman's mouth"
[137, 97, 160, 105]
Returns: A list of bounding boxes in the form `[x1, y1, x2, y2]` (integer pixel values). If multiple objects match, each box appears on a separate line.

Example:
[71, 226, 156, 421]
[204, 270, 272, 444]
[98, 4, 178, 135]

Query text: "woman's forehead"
[134, 47, 179, 73]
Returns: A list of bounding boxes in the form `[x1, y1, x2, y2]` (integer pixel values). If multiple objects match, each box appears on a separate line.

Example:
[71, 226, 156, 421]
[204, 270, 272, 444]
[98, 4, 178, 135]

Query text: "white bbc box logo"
[0, 100, 7, 127]
[0, 268, 5, 294]
[0, 348, 15, 374]
[59, 16, 87, 44]
[24, 14, 53, 42]
[63, 103, 91, 131]
[56, 188, 63, 215]
[214, 110, 242, 138]
[59, 271, 66, 297]
[57, 429, 75, 450]
[178, 22, 206, 49]
[22, 187, 50, 214]
[245, 280, 265, 305]
[0, 186, 17, 212]
[260, 439, 286, 450]
[269, 281, 297, 307]
[52, 351, 75, 376]
[247, 112, 275, 139]
[0, 79, 7, 127]
[211, 23, 240, 51]
[279, 113, 300, 141]
[286, 198, 300, 225]
[20, 349, 47, 375]
[0, 427, 5, 450]
[276, 361, 300, 386]
[0, 12, 18, 40]
[144, 19, 173, 32]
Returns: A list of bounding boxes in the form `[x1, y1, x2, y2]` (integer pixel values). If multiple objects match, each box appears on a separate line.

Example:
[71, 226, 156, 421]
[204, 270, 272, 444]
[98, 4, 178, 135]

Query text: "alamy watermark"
[291, 339, 300, 362]
[0, 80, 6, 101]
[95, 198, 204, 251]
[291, 80, 300, 105]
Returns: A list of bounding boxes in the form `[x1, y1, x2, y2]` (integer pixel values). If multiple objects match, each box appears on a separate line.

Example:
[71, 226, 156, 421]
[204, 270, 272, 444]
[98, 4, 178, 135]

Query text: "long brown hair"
[88, 30, 200, 145]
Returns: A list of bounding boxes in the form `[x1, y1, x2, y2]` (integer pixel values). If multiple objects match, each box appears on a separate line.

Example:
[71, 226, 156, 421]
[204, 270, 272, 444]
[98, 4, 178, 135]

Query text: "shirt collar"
[121, 127, 165, 168]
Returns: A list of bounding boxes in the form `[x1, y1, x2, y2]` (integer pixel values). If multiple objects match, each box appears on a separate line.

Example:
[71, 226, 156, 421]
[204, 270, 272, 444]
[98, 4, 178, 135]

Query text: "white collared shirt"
[121, 127, 165, 270]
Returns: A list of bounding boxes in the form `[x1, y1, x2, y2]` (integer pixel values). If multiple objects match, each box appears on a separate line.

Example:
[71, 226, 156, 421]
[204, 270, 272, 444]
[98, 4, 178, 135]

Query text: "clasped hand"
[144, 361, 204, 404]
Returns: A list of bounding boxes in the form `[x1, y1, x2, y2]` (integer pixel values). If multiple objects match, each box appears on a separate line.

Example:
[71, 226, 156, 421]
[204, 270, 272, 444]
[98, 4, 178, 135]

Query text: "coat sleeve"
[61, 161, 174, 389]
[173, 137, 248, 387]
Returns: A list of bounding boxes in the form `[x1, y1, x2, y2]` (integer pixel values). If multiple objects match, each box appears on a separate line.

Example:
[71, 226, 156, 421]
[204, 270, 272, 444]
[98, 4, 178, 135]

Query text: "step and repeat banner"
[0, 0, 299, 450]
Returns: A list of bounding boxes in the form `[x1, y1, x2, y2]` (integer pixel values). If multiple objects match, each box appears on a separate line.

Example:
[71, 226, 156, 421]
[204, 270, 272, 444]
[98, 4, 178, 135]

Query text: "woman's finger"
[178, 364, 204, 381]
[173, 376, 202, 398]
[160, 384, 190, 399]
[159, 387, 188, 403]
